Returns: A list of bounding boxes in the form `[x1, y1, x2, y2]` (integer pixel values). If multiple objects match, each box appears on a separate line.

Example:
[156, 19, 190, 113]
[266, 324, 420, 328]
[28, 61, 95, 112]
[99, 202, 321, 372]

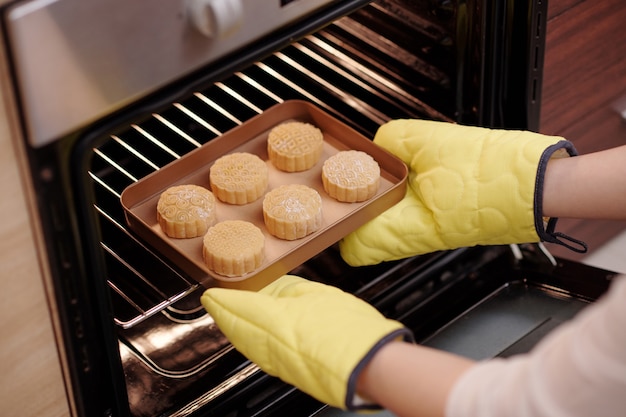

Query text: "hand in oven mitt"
[201, 275, 413, 411]
[340, 119, 587, 266]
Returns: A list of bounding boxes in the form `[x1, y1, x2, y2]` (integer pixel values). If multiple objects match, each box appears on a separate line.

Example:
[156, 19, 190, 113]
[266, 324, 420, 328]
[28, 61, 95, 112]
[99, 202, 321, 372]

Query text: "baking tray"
[121, 100, 407, 290]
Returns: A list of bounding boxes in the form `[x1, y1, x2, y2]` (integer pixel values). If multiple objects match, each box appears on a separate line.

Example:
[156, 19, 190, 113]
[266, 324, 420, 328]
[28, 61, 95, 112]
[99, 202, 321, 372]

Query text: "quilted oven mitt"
[340, 119, 587, 266]
[201, 275, 412, 411]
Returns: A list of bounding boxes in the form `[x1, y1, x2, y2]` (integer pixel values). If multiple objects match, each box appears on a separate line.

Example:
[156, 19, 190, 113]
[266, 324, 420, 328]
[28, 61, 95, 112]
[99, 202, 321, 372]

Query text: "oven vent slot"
[89, 3, 456, 329]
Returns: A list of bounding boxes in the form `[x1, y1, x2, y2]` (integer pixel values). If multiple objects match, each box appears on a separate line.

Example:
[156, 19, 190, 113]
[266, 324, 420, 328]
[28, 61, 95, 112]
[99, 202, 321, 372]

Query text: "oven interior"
[6, 1, 615, 417]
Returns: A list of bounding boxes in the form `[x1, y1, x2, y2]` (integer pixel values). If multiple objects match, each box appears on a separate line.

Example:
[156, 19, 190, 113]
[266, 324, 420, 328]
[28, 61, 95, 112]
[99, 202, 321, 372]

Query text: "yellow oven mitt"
[340, 119, 587, 266]
[201, 275, 412, 411]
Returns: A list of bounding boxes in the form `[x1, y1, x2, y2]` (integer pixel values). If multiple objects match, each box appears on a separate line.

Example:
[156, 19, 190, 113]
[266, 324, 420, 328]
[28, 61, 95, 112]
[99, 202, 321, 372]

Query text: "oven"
[1, 1, 617, 416]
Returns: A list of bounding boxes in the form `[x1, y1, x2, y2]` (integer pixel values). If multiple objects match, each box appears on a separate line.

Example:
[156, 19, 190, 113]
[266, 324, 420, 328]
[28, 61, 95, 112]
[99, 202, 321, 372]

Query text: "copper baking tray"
[121, 100, 407, 290]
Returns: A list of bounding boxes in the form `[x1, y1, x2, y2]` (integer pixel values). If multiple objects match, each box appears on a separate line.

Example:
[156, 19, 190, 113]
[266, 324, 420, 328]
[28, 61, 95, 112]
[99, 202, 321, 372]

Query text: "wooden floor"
[540, 0, 626, 261]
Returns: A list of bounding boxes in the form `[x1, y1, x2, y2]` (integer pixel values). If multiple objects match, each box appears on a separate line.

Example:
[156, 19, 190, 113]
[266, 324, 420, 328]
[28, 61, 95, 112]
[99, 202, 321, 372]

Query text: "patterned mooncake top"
[157, 184, 216, 222]
[202, 220, 265, 277]
[267, 122, 324, 157]
[209, 152, 269, 204]
[322, 150, 380, 188]
[203, 220, 265, 258]
[262, 184, 322, 221]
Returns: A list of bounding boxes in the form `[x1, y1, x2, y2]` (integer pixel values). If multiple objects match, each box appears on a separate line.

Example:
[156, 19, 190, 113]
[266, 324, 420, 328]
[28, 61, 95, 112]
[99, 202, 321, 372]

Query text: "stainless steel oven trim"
[4, 0, 369, 148]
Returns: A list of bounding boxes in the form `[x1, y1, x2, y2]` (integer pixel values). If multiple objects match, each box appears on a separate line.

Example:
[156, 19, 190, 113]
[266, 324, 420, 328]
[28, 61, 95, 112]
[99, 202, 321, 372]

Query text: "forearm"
[543, 145, 626, 220]
[356, 341, 475, 417]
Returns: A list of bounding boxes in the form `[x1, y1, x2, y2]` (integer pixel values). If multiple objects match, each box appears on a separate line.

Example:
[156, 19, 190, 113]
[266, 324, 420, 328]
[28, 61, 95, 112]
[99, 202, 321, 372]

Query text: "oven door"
[276, 245, 616, 417]
[3, 1, 612, 417]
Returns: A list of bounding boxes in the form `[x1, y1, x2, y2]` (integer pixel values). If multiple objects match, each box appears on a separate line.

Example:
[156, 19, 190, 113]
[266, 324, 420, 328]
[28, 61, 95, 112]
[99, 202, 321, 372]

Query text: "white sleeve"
[446, 275, 626, 417]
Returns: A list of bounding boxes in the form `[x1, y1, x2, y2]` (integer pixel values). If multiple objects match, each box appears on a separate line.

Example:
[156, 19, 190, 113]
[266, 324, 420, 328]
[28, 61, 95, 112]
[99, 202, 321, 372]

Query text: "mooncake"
[262, 184, 322, 240]
[322, 150, 380, 202]
[202, 220, 265, 277]
[267, 121, 324, 172]
[156, 184, 217, 238]
[209, 152, 269, 204]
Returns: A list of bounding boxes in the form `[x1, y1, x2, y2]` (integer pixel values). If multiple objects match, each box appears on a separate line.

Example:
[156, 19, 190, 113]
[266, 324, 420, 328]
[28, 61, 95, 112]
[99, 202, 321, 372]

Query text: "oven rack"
[87, 3, 456, 329]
